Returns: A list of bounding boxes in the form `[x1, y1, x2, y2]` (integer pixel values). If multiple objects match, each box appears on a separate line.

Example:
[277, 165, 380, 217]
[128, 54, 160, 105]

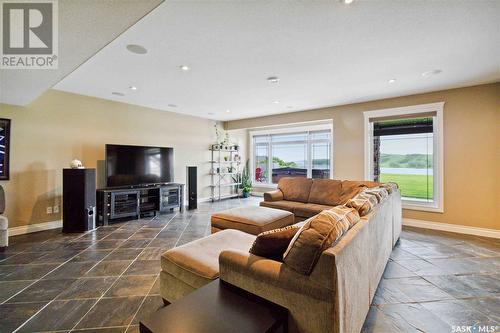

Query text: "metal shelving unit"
[209, 145, 241, 202]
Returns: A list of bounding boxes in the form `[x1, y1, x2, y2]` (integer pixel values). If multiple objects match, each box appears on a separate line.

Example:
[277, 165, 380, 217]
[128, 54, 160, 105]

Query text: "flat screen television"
[105, 144, 174, 187]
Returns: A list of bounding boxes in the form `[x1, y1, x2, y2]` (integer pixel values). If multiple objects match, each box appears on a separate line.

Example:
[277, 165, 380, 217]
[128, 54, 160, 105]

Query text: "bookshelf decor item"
[209, 144, 241, 202]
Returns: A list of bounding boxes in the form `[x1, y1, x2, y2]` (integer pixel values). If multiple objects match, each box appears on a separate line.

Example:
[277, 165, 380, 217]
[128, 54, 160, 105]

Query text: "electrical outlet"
[46, 206, 53, 214]
[53, 205, 59, 213]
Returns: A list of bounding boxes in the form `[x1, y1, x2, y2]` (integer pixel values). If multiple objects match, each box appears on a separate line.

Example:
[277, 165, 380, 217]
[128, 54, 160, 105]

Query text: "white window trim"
[249, 123, 334, 188]
[363, 102, 444, 213]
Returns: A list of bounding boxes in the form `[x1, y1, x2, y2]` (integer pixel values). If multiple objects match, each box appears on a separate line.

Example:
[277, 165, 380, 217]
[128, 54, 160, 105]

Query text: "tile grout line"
[68, 212, 178, 332]
[124, 274, 161, 332]
[172, 212, 195, 248]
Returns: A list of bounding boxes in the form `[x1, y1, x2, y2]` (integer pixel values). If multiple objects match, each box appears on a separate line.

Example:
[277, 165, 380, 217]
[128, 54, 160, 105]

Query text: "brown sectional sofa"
[160, 178, 402, 333]
[260, 178, 380, 220]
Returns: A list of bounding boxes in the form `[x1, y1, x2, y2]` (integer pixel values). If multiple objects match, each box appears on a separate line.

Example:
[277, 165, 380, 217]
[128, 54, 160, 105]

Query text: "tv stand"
[97, 183, 184, 225]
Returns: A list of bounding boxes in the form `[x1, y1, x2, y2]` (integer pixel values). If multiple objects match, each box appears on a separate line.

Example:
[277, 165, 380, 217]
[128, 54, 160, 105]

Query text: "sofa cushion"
[283, 206, 359, 275]
[345, 191, 378, 216]
[293, 203, 334, 218]
[339, 180, 380, 204]
[259, 200, 306, 213]
[307, 179, 343, 206]
[161, 229, 256, 288]
[211, 206, 294, 235]
[249, 225, 300, 261]
[277, 177, 313, 203]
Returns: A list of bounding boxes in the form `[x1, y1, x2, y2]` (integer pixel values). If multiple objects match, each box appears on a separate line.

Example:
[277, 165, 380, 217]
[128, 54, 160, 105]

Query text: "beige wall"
[0, 90, 246, 228]
[226, 83, 500, 230]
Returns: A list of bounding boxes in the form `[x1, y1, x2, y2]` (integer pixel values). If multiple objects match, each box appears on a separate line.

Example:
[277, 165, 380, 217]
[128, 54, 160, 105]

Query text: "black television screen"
[105, 144, 174, 187]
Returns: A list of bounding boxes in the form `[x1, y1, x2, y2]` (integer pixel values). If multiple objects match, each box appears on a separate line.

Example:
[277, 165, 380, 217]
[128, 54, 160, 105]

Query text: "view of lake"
[381, 167, 433, 175]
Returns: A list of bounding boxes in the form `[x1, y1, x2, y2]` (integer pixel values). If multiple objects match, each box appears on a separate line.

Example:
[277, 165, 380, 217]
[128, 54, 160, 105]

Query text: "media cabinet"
[97, 183, 185, 225]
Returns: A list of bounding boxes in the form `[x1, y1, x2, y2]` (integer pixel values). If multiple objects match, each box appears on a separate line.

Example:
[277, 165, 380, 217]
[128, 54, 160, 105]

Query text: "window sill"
[252, 182, 278, 189]
[402, 201, 443, 213]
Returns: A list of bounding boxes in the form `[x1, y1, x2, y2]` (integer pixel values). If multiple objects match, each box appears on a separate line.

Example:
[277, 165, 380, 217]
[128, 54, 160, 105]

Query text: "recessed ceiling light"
[341, 0, 354, 4]
[168, 104, 178, 108]
[273, 100, 280, 104]
[112, 92, 124, 96]
[180, 65, 190, 71]
[267, 76, 279, 83]
[226, 109, 230, 113]
[126, 44, 147, 54]
[286, 106, 293, 109]
[208, 112, 214, 116]
[388, 79, 396, 84]
[422, 69, 442, 77]
[129, 86, 137, 90]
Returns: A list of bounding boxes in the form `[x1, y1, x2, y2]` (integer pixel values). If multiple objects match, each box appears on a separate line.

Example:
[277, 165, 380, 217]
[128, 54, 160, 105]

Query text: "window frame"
[249, 123, 333, 188]
[363, 102, 444, 213]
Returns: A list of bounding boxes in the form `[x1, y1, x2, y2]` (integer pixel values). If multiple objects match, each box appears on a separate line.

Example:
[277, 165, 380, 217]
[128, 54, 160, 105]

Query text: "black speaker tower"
[63, 168, 96, 233]
[187, 166, 197, 210]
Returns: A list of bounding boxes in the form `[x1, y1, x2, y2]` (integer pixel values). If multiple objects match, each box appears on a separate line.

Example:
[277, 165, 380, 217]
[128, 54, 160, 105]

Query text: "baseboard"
[403, 218, 500, 239]
[197, 194, 247, 202]
[8, 220, 62, 237]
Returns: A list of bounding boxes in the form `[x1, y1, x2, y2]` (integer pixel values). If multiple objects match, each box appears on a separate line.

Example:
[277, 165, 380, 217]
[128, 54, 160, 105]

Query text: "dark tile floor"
[1, 197, 499, 333]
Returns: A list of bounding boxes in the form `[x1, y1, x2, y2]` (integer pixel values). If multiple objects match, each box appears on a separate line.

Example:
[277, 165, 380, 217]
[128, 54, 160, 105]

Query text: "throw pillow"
[364, 187, 389, 203]
[325, 205, 361, 229]
[283, 206, 360, 275]
[249, 225, 300, 261]
[380, 182, 399, 194]
[345, 191, 378, 216]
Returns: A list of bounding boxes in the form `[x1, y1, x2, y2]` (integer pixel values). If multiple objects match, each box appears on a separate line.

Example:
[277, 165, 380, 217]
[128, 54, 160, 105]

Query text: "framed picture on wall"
[0, 118, 11, 180]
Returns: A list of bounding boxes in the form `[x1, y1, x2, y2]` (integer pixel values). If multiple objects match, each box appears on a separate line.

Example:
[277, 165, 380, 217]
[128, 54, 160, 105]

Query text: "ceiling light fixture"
[226, 109, 230, 113]
[129, 86, 137, 90]
[112, 92, 124, 96]
[273, 100, 280, 104]
[180, 65, 190, 71]
[388, 79, 396, 84]
[126, 44, 148, 55]
[168, 104, 178, 108]
[267, 76, 279, 83]
[341, 0, 354, 4]
[422, 69, 442, 77]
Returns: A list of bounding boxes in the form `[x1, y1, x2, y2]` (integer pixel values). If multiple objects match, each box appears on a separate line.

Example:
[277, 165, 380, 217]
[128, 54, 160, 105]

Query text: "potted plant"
[240, 160, 252, 198]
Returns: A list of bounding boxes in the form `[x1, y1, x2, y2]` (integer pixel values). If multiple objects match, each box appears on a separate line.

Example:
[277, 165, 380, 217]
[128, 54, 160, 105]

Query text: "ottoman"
[160, 229, 256, 303]
[211, 206, 294, 235]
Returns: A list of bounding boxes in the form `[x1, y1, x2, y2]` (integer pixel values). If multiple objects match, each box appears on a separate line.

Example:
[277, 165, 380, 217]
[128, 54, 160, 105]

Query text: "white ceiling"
[55, 0, 500, 121]
[0, 0, 163, 106]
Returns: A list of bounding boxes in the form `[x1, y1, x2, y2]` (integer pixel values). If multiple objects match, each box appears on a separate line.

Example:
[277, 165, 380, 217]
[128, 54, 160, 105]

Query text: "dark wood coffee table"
[139, 280, 287, 333]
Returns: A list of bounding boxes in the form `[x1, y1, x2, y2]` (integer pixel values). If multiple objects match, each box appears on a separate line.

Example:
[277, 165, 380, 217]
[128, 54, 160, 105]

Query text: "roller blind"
[373, 116, 433, 136]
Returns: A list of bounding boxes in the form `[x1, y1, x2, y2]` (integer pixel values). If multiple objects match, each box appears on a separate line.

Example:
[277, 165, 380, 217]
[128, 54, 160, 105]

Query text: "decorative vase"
[70, 159, 83, 169]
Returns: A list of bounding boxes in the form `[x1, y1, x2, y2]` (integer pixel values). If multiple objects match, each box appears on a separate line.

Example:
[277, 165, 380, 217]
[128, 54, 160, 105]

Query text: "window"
[364, 103, 444, 212]
[251, 125, 332, 185]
